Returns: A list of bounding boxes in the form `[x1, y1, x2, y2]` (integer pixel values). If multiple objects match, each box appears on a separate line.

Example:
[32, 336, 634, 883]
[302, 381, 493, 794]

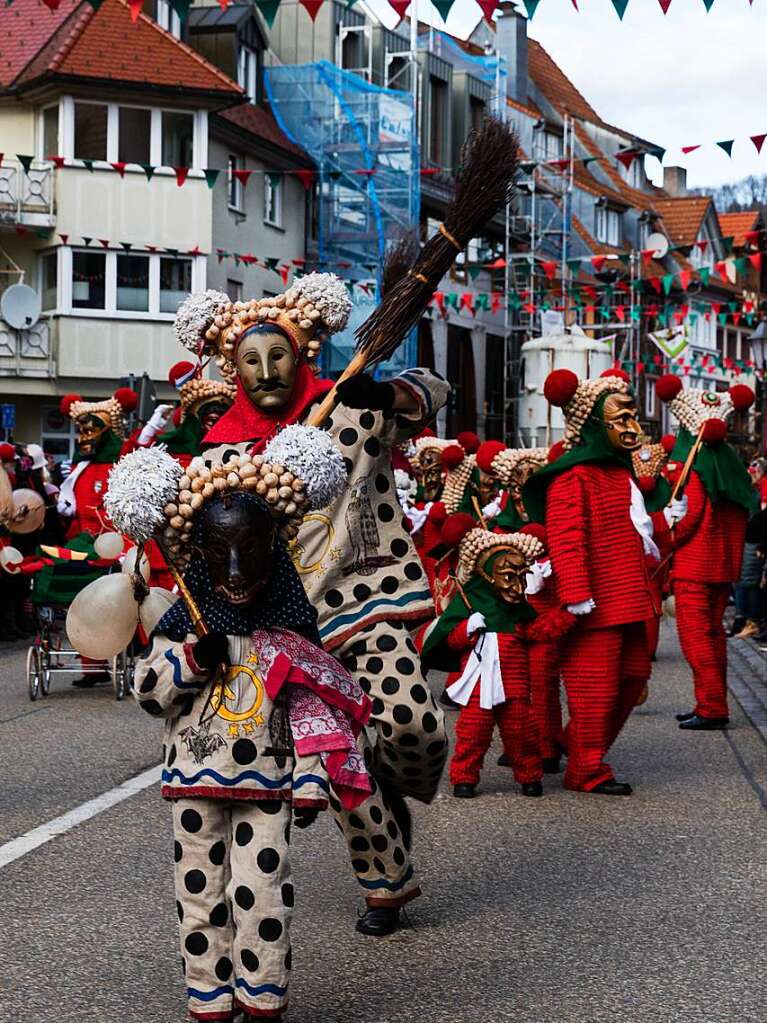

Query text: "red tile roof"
[4, 0, 241, 97]
[0, 0, 80, 88]
[718, 210, 760, 248]
[527, 39, 602, 124]
[651, 196, 713, 247]
[217, 103, 310, 164]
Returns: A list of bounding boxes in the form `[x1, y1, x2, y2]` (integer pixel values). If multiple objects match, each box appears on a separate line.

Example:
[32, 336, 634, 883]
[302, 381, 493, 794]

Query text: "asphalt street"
[1, 619, 766, 1023]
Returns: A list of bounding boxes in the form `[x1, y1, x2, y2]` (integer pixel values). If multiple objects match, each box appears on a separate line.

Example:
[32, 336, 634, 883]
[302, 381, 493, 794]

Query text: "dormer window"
[237, 45, 258, 104]
[155, 0, 181, 40]
[595, 204, 623, 247]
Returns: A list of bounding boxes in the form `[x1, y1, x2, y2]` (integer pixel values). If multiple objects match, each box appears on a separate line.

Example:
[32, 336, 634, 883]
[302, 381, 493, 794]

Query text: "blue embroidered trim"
[356, 865, 415, 892]
[292, 773, 329, 792]
[165, 648, 203, 690]
[235, 978, 288, 998]
[319, 589, 432, 640]
[163, 767, 293, 788]
[187, 985, 234, 1002]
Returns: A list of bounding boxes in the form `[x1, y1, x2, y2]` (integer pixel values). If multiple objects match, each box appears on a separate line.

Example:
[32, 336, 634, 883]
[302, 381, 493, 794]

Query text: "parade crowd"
[3, 267, 765, 1021]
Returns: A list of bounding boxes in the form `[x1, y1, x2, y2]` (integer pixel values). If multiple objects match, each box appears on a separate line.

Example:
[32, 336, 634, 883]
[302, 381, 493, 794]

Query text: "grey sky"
[366, 0, 767, 190]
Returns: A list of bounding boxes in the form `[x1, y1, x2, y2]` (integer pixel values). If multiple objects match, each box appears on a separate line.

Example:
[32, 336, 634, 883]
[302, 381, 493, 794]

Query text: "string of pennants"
[517, 0, 755, 21]
[2, 154, 442, 190]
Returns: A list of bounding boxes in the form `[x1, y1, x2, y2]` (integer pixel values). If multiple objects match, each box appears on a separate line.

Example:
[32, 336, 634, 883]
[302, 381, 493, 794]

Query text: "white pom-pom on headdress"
[290, 273, 352, 334]
[264, 424, 347, 510]
[174, 290, 229, 354]
[105, 447, 184, 543]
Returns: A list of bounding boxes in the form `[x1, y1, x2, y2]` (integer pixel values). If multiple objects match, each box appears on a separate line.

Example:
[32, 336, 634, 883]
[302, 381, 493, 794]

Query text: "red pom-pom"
[547, 440, 565, 463]
[456, 431, 480, 454]
[0, 443, 16, 462]
[442, 444, 466, 471]
[476, 440, 506, 474]
[168, 361, 196, 388]
[428, 501, 447, 525]
[543, 368, 579, 407]
[661, 434, 676, 454]
[729, 384, 755, 412]
[601, 367, 631, 383]
[519, 522, 546, 545]
[60, 393, 82, 416]
[441, 513, 476, 548]
[636, 476, 656, 494]
[114, 387, 138, 412]
[416, 427, 435, 440]
[701, 418, 727, 444]
[172, 406, 182, 426]
[655, 374, 683, 402]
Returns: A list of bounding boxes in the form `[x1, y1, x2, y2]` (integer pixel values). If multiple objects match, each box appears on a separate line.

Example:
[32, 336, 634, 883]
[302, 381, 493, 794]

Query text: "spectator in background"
[0, 442, 16, 486]
[731, 458, 767, 640]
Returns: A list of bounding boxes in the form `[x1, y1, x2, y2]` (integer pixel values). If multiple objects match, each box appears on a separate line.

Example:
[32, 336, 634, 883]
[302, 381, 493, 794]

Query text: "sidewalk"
[729, 635, 767, 746]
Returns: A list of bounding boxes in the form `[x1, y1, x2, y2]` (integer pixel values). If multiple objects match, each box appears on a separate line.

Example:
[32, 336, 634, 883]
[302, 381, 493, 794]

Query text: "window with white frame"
[644, 378, 656, 418]
[595, 205, 622, 247]
[160, 256, 192, 314]
[74, 102, 107, 160]
[118, 107, 151, 165]
[690, 227, 714, 270]
[264, 173, 283, 228]
[228, 154, 244, 211]
[339, 26, 371, 78]
[542, 130, 562, 161]
[40, 251, 58, 311]
[638, 217, 651, 251]
[42, 105, 59, 160]
[237, 45, 258, 104]
[62, 100, 203, 169]
[155, 0, 181, 38]
[66, 249, 192, 315]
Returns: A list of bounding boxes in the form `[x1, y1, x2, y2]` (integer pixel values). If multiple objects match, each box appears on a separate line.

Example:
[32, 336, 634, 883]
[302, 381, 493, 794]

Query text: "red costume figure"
[523, 369, 669, 796]
[654, 376, 755, 730]
[421, 525, 574, 798]
[632, 436, 675, 662]
[57, 389, 137, 538]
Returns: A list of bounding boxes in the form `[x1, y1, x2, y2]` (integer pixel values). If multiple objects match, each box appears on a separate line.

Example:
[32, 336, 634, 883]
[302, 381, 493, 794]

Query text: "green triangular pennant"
[689, 312, 698, 326]
[84, 0, 104, 9]
[467, 265, 482, 280]
[647, 146, 665, 163]
[431, 0, 455, 19]
[81, 159, 94, 173]
[522, 0, 540, 18]
[567, 258, 582, 273]
[716, 139, 734, 158]
[611, 0, 629, 19]
[702, 0, 714, 10]
[508, 292, 521, 311]
[254, 0, 281, 27]
[204, 168, 220, 189]
[169, 0, 191, 19]
[717, 312, 727, 326]
[267, 172, 282, 188]
[698, 266, 710, 286]
[140, 163, 155, 181]
[17, 154, 33, 174]
[265, 257, 280, 271]
[734, 256, 747, 274]
[662, 273, 675, 296]
[445, 293, 459, 309]
[721, 235, 734, 254]
[476, 293, 490, 310]
[617, 253, 631, 266]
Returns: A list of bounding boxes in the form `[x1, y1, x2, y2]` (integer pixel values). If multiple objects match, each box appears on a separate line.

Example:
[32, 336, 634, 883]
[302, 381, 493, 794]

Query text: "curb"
[728, 637, 767, 747]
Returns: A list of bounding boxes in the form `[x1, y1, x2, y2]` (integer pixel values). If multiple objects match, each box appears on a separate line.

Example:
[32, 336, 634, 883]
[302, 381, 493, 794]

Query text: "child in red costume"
[654, 376, 755, 730]
[523, 368, 676, 796]
[420, 525, 574, 798]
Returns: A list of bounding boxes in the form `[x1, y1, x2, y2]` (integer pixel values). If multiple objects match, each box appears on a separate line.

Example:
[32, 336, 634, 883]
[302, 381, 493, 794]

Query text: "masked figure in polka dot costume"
[131, 444, 371, 1022]
[173, 275, 450, 937]
[654, 376, 755, 730]
[523, 368, 679, 796]
[420, 524, 574, 798]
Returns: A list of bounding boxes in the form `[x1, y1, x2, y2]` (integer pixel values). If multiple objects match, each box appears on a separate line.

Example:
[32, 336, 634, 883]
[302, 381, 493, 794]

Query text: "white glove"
[525, 559, 552, 596]
[138, 404, 174, 445]
[467, 612, 487, 636]
[663, 495, 688, 527]
[566, 599, 596, 615]
[481, 497, 502, 520]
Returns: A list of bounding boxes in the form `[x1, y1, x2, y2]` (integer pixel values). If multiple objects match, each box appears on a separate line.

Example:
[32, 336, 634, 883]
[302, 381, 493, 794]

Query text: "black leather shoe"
[542, 757, 561, 774]
[591, 780, 633, 796]
[521, 781, 543, 797]
[72, 672, 110, 688]
[678, 714, 729, 731]
[497, 752, 510, 767]
[453, 784, 476, 798]
[675, 711, 696, 722]
[355, 906, 401, 937]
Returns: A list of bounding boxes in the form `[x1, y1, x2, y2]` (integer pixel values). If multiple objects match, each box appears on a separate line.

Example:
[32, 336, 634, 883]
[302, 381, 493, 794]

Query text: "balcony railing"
[0, 160, 55, 229]
[0, 316, 55, 378]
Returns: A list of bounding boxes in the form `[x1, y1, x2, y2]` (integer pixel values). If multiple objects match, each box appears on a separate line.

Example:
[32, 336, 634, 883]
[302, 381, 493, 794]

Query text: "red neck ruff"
[203, 361, 333, 448]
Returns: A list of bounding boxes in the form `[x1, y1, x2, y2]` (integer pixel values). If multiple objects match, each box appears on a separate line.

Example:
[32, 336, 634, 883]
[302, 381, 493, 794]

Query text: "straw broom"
[308, 117, 520, 429]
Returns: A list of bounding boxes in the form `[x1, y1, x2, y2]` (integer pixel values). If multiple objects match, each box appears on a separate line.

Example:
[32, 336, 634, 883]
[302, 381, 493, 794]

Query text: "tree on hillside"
[691, 175, 767, 212]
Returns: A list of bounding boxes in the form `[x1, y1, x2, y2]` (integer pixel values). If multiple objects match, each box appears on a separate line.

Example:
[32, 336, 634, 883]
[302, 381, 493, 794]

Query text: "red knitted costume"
[546, 464, 654, 791]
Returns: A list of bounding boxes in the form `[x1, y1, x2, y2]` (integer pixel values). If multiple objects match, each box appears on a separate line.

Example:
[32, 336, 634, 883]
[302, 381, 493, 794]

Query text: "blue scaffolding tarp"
[265, 60, 420, 376]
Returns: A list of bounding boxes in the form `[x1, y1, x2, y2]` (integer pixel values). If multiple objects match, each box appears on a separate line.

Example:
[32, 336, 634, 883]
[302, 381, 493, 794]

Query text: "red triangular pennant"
[590, 255, 607, 272]
[294, 170, 314, 190]
[541, 260, 557, 280]
[681, 145, 701, 155]
[388, 0, 410, 21]
[615, 150, 637, 170]
[174, 167, 189, 187]
[50, 156, 65, 169]
[696, 239, 708, 254]
[658, 0, 672, 11]
[678, 270, 692, 290]
[232, 169, 253, 187]
[749, 252, 762, 272]
[476, 0, 498, 20]
[128, 0, 143, 20]
[111, 161, 127, 178]
[299, 0, 324, 19]
[750, 133, 767, 154]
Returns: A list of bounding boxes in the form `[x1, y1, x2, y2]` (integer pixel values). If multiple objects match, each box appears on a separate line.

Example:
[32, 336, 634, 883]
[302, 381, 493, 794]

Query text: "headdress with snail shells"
[457, 528, 545, 584]
[174, 274, 352, 383]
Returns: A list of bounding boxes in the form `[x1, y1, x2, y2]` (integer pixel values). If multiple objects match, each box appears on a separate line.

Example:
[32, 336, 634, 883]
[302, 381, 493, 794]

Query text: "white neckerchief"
[56, 460, 89, 517]
[446, 632, 505, 709]
[629, 478, 660, 561]
[406, 501, 432, 536]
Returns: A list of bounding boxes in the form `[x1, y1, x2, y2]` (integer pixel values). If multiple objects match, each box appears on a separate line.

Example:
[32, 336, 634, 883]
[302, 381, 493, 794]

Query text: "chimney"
[496, 2, 528, 106]
[663, 166, 688, 198]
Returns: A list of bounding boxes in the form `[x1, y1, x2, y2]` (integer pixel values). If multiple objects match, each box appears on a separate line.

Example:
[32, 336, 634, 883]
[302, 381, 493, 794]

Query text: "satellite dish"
[645, 233, 669, 260]
[1, 284, 41, 330]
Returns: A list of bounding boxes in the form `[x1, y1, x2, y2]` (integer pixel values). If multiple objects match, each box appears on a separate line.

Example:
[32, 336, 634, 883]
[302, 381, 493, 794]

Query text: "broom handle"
[306, 349, 369, 429]
[669, 425, 705, 504]
[157, 541, 209, 638]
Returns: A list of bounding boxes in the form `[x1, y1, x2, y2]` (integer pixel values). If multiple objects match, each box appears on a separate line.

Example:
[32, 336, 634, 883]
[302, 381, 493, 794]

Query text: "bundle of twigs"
[381, 229, 420, 297]
[307, 117, 519, 429]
